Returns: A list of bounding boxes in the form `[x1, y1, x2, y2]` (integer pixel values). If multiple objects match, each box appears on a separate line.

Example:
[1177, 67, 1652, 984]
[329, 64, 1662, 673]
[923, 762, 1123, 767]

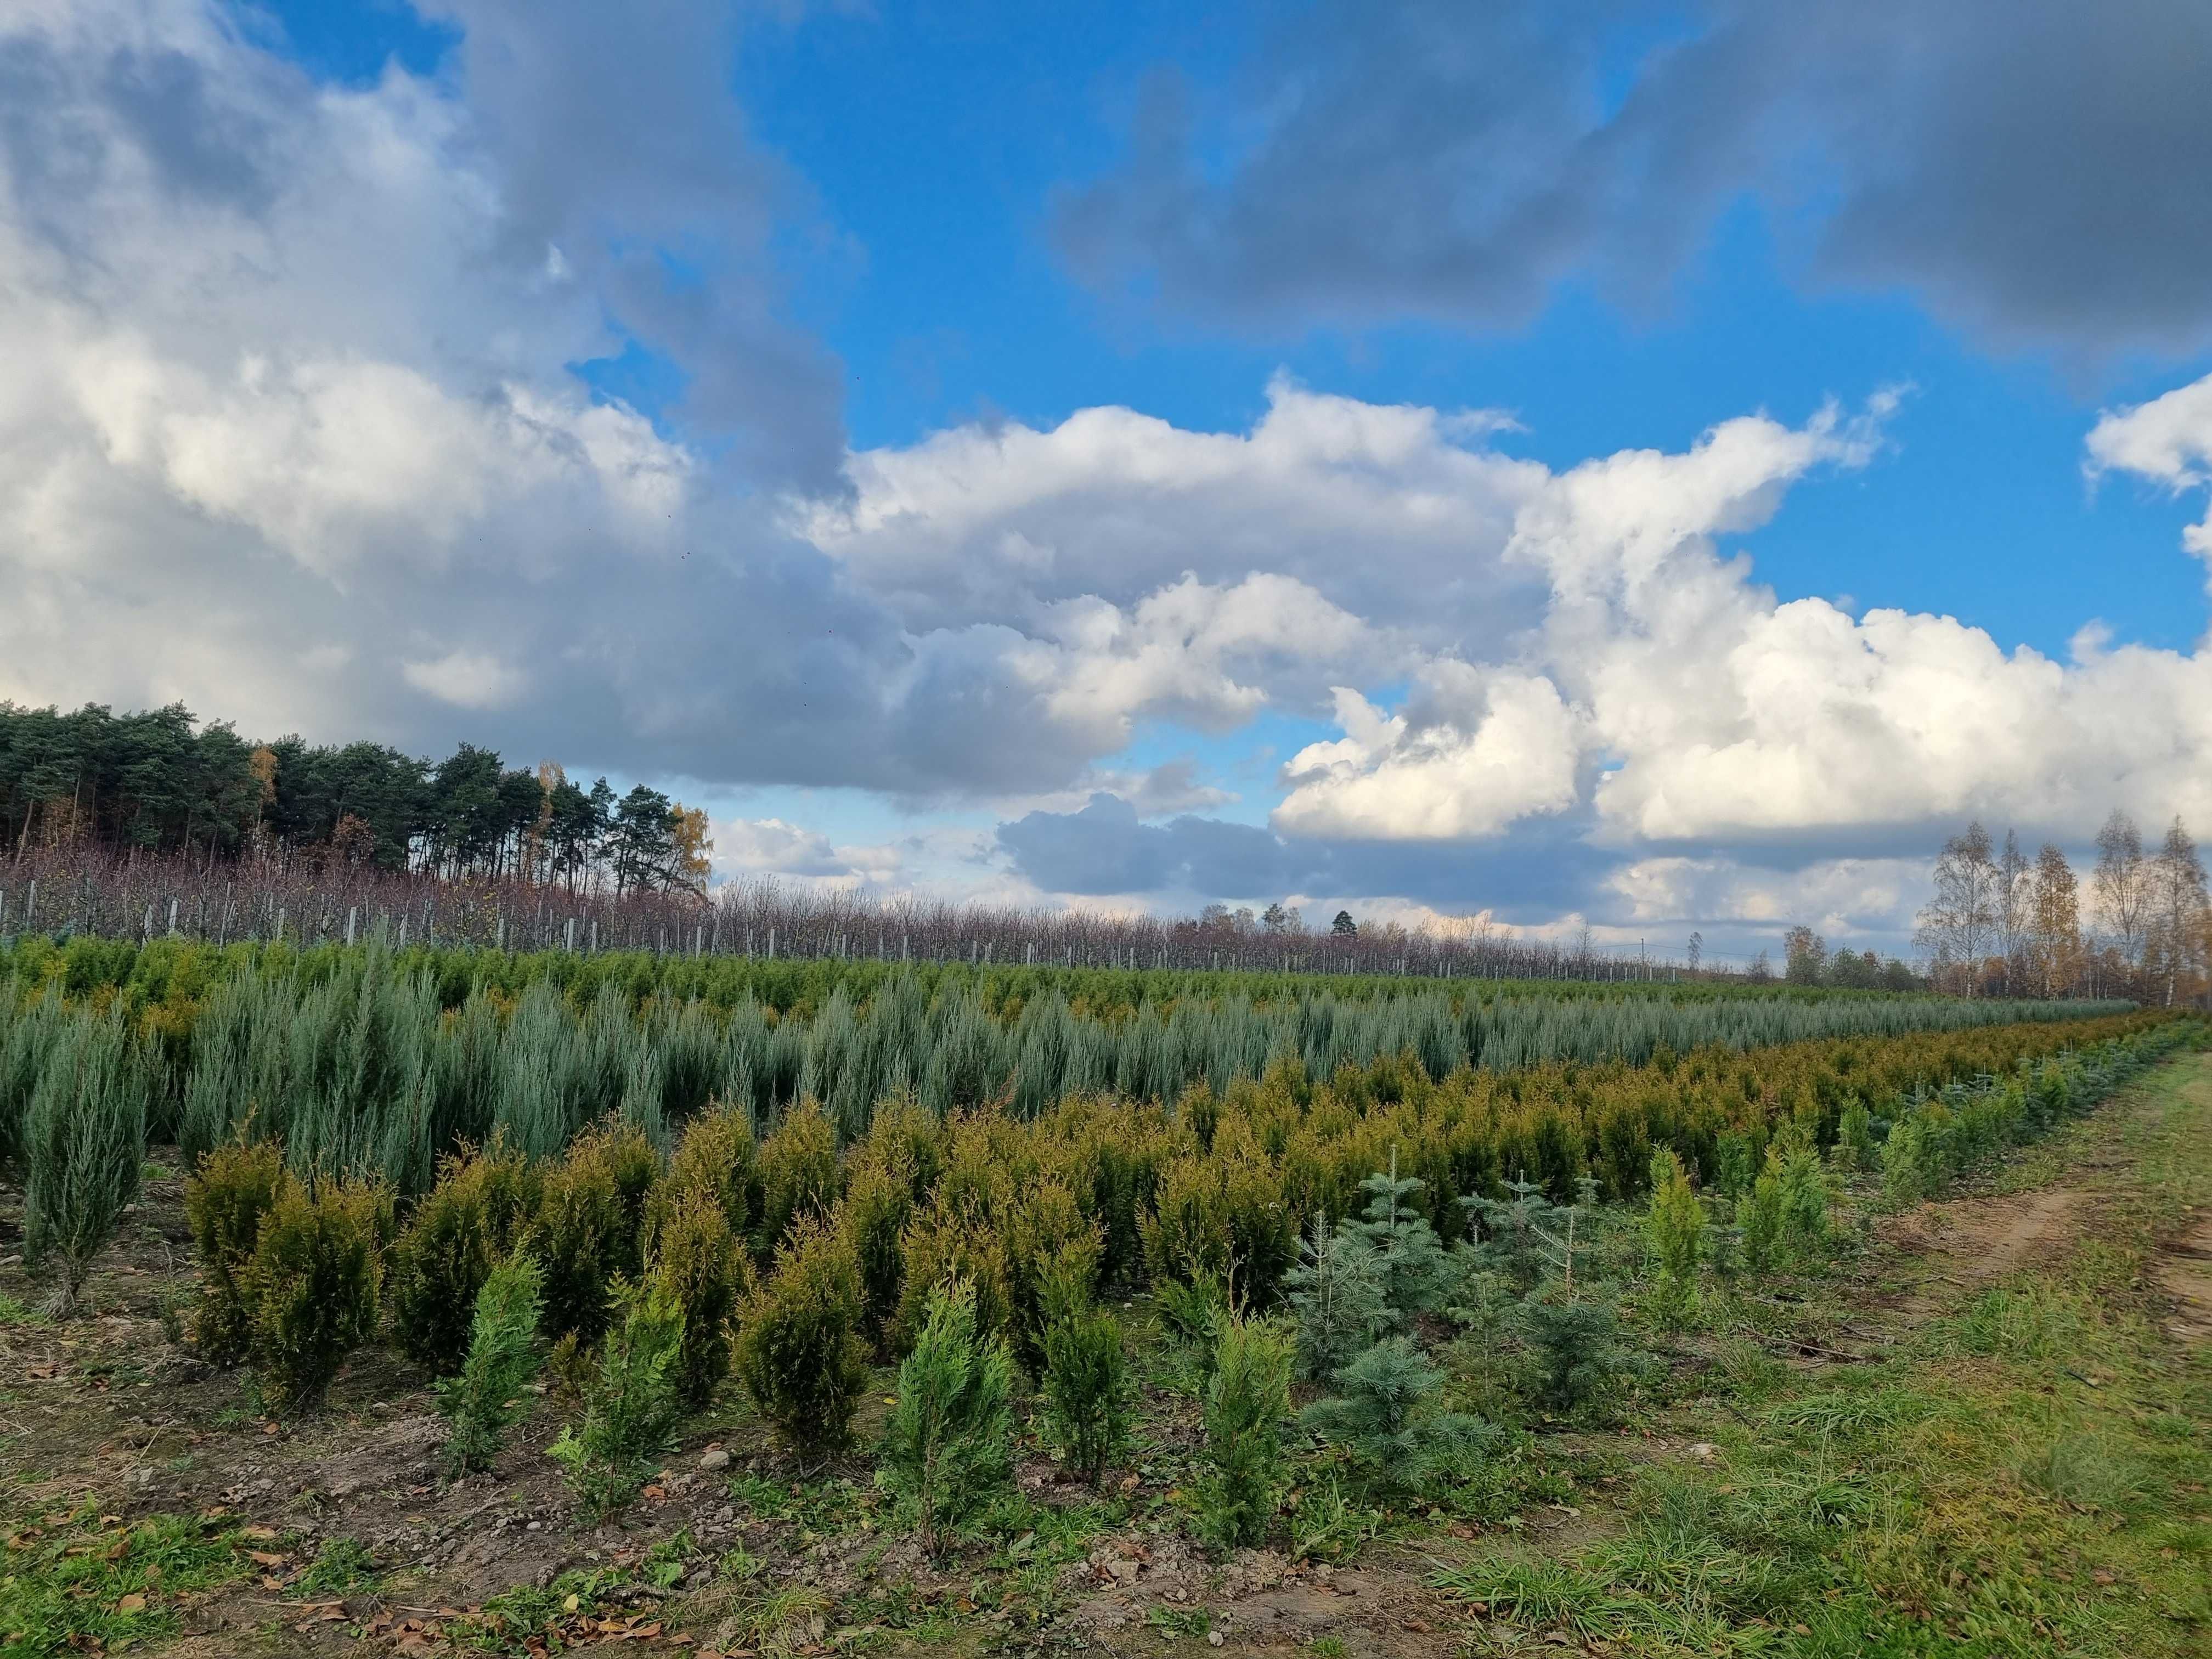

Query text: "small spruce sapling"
[437, 1252, 545, 1477]
[1340, 1151, 1450, 1325]
[1284, 1214, 1386, 1381]
[1197, 1315, 1293, 1551]
[1521, 1296, 1626, 1415]
[1460, 1175, 1565, 1289]
[880, 1278, 1016, 1554]
[1299, 1336, 1493, 1491]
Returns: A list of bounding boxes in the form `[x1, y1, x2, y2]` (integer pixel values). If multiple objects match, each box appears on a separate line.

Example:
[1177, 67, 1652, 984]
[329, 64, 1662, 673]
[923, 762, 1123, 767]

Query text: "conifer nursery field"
[0, 937, 2202, 1659]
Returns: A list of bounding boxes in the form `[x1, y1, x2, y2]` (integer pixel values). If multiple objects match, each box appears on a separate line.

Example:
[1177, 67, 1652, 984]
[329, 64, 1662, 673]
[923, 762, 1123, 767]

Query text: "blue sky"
[6, 0, 2212, 963]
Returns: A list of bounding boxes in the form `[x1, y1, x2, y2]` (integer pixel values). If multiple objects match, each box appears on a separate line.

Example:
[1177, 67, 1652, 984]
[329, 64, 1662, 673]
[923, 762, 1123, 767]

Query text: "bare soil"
[1882, 1186, 2087, 1317]
[8, 1060, 2208, 1659]
[2157, 1212, 2212, 1345]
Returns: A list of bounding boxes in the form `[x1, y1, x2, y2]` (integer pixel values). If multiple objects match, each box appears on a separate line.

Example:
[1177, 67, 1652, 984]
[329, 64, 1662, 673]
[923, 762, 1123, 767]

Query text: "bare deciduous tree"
[1993, 829, 2030, 993]
[1916, 821, 1999, 995]
[2027, 843, 2080, 998]
[2092, 809, 2148, 977]
[2146, 817, 2209, 1007]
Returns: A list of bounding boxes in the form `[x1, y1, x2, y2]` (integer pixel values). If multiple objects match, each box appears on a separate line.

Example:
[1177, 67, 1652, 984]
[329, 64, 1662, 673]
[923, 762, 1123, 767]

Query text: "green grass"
[449, 1566, 629, 1655]
[0, 1296, 44, 1330]
[0, 1509, 250, 1658]
[1146, 1603, 1214, 1638]
[1434, 1052, 2212, 1658]
[295, 1534, 381, 1598]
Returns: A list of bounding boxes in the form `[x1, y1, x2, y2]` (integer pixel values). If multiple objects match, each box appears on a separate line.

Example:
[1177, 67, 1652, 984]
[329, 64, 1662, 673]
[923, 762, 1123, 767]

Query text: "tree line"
[1912, 811, 2210, 1005]
[0, 701, 710, 895]
[1767, 929, 1922, 992]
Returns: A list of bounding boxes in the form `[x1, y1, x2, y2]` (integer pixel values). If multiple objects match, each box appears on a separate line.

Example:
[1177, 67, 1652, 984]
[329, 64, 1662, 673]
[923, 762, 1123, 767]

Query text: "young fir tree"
[1521, 1296, 1627, 1414]
[881, 1278, 1017, 1554]
[1299, 1335, 1492, 1490]
[1284, 1213, 1386, 1381]
[22, 1007, 146, 1316]
[1460, 1175, 1562, 1289]
[1340, 1152, 1450, 1325]
[436, 1252, 545, 1477]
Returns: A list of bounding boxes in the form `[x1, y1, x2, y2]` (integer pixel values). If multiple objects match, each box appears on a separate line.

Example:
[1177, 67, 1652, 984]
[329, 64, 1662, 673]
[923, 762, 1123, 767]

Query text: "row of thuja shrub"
[1090, 1018, 2208, 1558]
[178, 1011, 2178, 1426]
[1, 930, 2132, 1203]
[1215, 1017, 2210, 1556]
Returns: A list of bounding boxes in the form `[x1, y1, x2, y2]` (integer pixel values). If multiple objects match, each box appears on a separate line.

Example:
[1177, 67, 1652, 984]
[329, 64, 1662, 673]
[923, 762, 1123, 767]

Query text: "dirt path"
[2158, 1213, 2212, 1344]
[1887, 1186, 2087, 1316]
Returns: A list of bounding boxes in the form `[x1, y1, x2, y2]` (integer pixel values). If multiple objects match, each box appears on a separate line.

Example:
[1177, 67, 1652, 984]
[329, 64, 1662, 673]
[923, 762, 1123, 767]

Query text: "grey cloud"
[1056, 0, 2212, 357]
[418, 0, 848, 490]
[997, 793, 1613, 920]
[0, 2, 1127, 803]
[1124, 758, 1234, 817]
[100, 44, 278, 212]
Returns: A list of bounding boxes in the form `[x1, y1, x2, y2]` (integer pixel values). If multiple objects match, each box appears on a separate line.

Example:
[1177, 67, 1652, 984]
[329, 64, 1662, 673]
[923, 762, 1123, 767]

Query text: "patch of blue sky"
[245, 0, 456, 86]
[567, 338, 692, 435]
